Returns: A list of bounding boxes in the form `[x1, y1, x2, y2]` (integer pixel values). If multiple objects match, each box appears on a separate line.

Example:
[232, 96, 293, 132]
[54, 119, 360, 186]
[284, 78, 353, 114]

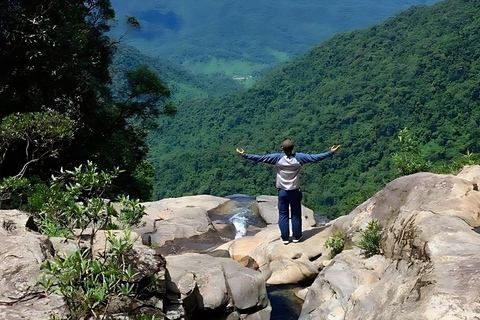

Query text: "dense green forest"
[149, 0, 480, 218]
[110, 0, 441, 78]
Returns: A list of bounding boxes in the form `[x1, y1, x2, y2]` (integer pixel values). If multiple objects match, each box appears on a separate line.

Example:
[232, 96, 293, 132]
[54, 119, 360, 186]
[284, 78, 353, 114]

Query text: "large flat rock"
[135, 195, 229, 247]
[213, 224, 333, 285]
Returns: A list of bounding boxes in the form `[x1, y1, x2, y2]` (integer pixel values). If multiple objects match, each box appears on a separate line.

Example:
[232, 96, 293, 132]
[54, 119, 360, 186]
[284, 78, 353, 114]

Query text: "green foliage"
[33, 161, 146, 237]
[324, 231, 346, 258]
[117, 195, 146, 229]
[126, 16, 141, 29]
[0, 177, 32, 209]
[0, 1, 173, 199]
[40, 230, 140, 319]
[0, 111, 74, 177]
[148, 0, 480, 219]
[357, 219, 383, 258]
[111, 44, 242, 100]
[392, 128, 432, 176]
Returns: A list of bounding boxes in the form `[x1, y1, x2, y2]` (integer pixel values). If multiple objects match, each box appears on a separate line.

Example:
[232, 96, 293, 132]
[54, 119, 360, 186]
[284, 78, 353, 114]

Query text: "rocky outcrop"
[136, 195, 229, 249]
[0, 210, 67, 320]
[256, 195, 316, 227]
[166, 253, 270, 319]
[213, 225, 333, 285]
[300, 167, 480, 319]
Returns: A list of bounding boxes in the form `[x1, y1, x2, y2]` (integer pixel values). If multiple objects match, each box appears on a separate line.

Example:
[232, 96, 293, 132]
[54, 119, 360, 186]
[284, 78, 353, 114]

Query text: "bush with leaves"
[392, 128, 432, 176]
[324, 231, 346, 258]
[357, 219, 383, 258]
[40, 230, 153, 319]
[33, 161, 146, 238]
[34, 162, 163, 319]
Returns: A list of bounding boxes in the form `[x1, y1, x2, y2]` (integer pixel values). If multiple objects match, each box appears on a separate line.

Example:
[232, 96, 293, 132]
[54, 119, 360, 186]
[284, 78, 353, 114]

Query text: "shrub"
[324, 231, 345, 258]
[32, 161, 146, 238]
[357, 219, 383, 257]
[40, 230, 141, 319]
[34, 162, 153, 319]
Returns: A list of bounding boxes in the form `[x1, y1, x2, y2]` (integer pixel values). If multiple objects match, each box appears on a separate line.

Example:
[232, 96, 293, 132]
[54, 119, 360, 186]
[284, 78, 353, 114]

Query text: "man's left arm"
[296, 145, 341, 164]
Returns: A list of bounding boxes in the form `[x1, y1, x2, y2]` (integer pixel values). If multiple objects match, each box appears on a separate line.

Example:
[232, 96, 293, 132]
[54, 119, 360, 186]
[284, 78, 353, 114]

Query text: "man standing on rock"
[236, 139, 341, 244]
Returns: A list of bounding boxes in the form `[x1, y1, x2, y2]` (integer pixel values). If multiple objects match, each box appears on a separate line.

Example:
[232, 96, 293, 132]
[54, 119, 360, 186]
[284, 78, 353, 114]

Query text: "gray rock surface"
[300, 168, 480, 320]
[213, 224, 332, 284]
[166, 253, 270, 318]
[0, 210, 67, 319]
[136, 195, 229, 247]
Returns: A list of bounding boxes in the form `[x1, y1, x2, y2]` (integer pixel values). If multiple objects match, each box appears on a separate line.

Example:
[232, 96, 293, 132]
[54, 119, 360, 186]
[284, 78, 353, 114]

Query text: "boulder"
[295, 288, 309, 301]
[0, 210, 67, 319]
[165, 253, 270, 318]
[300, 168, 480, 319]
[0, 210, 37, 236]
[213, 224, 333, 284]
[135, 195, 229, 247]
[256, 195, 316, 227]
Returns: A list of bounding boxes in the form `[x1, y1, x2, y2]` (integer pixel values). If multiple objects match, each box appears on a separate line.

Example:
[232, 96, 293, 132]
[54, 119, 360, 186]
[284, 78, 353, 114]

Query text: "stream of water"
[224, 195, 305, 320]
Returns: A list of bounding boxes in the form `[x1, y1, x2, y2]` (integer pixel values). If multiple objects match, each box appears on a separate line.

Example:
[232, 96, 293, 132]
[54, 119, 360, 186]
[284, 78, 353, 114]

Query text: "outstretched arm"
[236, 148, 282, 165]
[296, 145, 341, 164]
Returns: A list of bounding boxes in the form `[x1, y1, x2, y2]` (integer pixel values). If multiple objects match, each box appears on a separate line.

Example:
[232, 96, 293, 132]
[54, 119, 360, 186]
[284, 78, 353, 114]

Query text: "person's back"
[237, 139, 341, 244]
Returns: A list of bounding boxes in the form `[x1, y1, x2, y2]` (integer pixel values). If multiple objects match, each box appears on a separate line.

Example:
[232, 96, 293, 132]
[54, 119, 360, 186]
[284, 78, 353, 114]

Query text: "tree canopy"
[0, 0, 172, 200]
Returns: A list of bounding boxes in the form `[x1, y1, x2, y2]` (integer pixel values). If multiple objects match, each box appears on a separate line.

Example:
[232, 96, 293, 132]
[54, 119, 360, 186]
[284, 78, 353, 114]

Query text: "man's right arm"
[241, 152, 282, 165]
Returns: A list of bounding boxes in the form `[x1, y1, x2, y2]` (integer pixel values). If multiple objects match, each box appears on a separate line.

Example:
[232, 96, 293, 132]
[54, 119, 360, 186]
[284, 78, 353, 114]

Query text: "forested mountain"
[149, 0, 480, 218]
[110, 0, 441, 78]
[111, 45, 242, 99]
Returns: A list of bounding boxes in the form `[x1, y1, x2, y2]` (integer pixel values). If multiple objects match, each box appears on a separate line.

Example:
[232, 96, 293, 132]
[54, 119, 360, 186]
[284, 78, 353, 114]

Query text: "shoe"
[292, 236, 303, 243]
[282, 240, 290, 245]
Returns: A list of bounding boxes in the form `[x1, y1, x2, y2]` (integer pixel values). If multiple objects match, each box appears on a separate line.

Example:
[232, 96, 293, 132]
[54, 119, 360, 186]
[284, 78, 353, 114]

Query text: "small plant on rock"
[324, 231, 345, 258]
[40, 230, 140, 319]
[357, 219, 383, 257]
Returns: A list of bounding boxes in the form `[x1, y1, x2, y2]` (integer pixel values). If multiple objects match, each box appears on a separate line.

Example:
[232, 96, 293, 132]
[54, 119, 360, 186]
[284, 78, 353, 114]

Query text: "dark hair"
[282, 139, 294, 153]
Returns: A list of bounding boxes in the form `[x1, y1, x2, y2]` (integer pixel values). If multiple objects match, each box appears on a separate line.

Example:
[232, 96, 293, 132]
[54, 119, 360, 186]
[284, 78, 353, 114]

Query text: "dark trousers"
[278, 189, 303, 241]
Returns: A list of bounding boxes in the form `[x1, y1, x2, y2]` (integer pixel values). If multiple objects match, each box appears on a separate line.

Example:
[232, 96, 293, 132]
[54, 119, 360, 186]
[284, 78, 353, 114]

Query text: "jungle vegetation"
[148, 0, 480, 218]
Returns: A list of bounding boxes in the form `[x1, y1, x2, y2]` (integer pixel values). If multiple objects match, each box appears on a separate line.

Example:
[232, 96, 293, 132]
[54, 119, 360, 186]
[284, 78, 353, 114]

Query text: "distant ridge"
[110, 0, 442, 76]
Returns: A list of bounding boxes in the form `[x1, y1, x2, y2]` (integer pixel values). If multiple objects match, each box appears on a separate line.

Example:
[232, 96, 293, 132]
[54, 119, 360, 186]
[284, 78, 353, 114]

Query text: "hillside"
[111, 45, 242, 99]
[110, 0, 441, 78]
[148, 0, 480, 218]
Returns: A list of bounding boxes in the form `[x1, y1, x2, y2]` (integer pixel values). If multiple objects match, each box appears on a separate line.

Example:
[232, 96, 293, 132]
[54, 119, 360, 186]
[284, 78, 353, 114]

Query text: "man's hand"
[236, 148, 245, 156]
[331, 145, 341, 154]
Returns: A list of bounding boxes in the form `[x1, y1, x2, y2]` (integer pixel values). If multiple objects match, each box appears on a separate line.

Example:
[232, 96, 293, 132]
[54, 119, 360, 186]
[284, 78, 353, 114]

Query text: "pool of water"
[267, 284, 307, 320]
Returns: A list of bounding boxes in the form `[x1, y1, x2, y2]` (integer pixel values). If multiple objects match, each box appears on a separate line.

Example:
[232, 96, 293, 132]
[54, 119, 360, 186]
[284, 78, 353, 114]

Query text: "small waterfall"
[224, 194, 265, 238]
[229, 209, 250, 238]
